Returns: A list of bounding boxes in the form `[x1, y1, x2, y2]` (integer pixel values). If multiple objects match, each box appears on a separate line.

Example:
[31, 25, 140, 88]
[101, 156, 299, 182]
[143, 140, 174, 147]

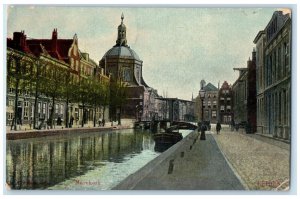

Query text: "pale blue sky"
[7, 6, 281, 100]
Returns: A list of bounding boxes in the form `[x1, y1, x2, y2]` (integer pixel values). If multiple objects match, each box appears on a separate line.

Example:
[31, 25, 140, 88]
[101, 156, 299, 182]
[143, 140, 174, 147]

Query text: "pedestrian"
[231, 119, 235, 131]
[200, 122, 207, 140]
[102, 118, 105, 127]
[216, 122, 221, 134]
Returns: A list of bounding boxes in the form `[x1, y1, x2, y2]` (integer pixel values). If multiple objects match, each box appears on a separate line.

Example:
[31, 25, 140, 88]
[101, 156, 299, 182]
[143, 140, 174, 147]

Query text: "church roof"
[103, 46, 140, 61]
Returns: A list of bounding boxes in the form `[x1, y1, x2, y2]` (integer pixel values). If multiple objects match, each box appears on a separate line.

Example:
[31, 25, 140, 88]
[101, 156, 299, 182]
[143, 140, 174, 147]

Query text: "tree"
[41, 64, 65, 129]
[88, 77, 101, 127]
[109, 78, 128, 125]
[60, 69, 77, 128]
[76, 77, 91, 127]
[7, 51, 35, 130]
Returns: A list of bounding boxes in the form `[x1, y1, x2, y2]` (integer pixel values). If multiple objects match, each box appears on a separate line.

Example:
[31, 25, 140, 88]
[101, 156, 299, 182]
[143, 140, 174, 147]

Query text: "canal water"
[6, 128, 192, 190]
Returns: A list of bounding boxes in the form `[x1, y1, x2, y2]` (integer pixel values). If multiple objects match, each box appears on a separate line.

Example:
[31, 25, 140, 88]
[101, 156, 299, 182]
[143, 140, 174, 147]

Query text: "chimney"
[52, 28, 58, 51]
[13, 31, 26, 51]
[252, 47, 256, 64]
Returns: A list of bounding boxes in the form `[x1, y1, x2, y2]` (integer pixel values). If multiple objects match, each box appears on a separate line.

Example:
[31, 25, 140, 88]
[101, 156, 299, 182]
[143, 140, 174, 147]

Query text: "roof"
[103, 46, 140, 61]
[27, 39, 73, 62]
[7, 30, 74, 64]
[253, 30, 265, 44]
[204, 83, 218, 91]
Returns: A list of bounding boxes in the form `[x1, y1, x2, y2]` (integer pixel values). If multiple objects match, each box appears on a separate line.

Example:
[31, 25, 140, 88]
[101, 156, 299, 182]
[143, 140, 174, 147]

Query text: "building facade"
[218, 81, 234, 124]
[232, 49, 257, 132]
[194, 82, 219, 123]
[232, 68, 248, 124]
[6, 29, 110, 130]
[254, 11, 291, 139]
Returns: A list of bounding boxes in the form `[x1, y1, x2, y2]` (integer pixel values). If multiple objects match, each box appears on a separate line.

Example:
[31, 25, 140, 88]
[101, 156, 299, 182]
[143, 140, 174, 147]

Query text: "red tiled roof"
[7, 30, 73, 64]
[26, 39, 73, 63]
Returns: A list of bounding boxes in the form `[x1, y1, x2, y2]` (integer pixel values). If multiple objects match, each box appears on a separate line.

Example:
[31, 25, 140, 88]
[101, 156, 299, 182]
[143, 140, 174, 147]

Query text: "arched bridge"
[134, 120, 198, 131]
[171, 121, 198, 130]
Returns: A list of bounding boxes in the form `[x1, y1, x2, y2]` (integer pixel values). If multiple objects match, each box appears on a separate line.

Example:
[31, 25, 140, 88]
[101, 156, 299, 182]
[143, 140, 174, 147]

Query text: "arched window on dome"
[123, 67, 132, 82]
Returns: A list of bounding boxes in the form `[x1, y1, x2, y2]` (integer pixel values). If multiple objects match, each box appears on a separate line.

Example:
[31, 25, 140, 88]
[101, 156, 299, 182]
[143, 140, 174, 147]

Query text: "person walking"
[216, 122, 222, 134]
[230, 119, 235, 131]
[200, 122, 207, 140]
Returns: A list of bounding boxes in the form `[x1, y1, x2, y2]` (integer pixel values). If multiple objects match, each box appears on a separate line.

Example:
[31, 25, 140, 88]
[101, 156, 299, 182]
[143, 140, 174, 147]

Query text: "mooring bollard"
[168, 159, 175, 174]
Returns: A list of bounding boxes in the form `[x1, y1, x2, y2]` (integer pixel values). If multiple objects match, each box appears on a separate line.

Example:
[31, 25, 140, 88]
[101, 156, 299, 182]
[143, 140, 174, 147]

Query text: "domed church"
[100, 13, 158, 121]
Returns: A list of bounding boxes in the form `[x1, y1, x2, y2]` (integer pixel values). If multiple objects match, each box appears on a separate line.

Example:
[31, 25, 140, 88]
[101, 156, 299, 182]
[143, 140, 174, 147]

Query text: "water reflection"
[6, 129, 158, 190]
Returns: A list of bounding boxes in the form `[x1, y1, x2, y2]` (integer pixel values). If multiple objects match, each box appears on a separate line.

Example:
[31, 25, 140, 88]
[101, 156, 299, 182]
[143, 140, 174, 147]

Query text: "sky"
[6, 6, 284, 100]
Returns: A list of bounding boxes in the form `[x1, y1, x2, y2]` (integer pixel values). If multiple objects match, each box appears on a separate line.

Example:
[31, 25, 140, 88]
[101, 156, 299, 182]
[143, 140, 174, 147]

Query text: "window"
[8, 113, 13, 120]
[212, 111, 216, 118]
[8, 99, 14, 106]
[55, 104, 59, 114]
[38, 102, 41, 113]
[24, 101, 29, 107]
[24, 109, 28, 117]
[31, 105, 34, 119]
[278, 47, 281, 79]
[220, 97, 225, 103]
[227, 98, 231, 101]
[284, 42, 289, 67]
[227, 105, 231, 112]
[9, 87, 14, 93]
[213, 101, 217, 108]
[43, 103, 46, 114]
[123, 67, 132, 82]
[60, 104, 64, 115]
[208, 101, 211, 107]
[220, 105, 225, 112]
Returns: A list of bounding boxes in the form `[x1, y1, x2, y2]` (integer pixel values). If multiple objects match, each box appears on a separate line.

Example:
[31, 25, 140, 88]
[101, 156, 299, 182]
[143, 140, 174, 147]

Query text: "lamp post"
[199, 86, 206, 140]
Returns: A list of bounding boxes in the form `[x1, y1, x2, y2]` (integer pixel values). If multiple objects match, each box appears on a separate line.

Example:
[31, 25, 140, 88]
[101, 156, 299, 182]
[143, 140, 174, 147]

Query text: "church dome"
[103, 46, 140, 61]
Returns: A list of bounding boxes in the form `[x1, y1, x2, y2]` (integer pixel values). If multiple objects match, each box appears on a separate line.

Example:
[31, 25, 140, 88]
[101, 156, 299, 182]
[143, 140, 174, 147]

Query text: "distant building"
[254, 11, 291, 139]
[218, 81, 233, 124]
[232, 68, 248, 124]
[232, 49, 257, 132]
[155, 98, 195, 122]
[194, 81, 219, 123]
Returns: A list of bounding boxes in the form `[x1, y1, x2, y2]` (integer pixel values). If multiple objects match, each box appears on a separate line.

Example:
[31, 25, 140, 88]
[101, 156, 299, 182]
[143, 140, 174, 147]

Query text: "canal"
[6, 128, 192, 190]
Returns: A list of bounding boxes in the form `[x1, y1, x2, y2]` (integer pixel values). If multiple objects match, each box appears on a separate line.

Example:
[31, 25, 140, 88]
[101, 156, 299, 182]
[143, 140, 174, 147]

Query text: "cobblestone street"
[211, 124, 290, 190]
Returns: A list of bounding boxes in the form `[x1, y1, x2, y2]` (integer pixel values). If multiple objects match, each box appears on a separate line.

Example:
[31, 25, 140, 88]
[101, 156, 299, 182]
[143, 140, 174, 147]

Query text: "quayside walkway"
[114, 130, 245, 190]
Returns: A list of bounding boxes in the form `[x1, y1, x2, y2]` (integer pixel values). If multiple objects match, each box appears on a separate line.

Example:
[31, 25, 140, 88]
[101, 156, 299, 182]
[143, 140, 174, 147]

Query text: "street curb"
[211, 133, 250, 190]
[6, 126, 132, 140]
[112, 130, 198, 190]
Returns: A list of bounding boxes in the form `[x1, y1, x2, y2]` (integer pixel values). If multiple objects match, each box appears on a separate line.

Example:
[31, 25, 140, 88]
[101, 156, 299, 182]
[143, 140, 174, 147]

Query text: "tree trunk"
[50, 97, 55, 129]
[13, 78, 20, 131]
[102, 105, 106, 123]
[33, 85, 39, 129]
[65, 98, 69, 128]
[93, 106, 96, 127]
[33, 63, 40, 129]
[81, 103, 85, 127]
